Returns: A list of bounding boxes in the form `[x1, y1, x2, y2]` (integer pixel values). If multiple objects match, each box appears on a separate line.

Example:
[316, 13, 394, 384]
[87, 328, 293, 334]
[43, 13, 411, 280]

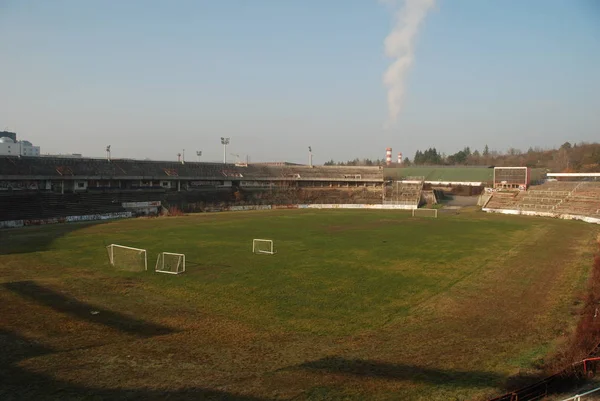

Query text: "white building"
[0, 137, 41, 157]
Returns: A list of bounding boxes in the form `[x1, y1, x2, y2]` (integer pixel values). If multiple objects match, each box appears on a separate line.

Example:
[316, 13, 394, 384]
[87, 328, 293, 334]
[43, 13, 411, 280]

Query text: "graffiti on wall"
[65, 212, 132, 222]
[0, 220, 24, 228]
[122, 201, 161, 208]
[0, 181, 40, 191]
[1, 212, 134, 230]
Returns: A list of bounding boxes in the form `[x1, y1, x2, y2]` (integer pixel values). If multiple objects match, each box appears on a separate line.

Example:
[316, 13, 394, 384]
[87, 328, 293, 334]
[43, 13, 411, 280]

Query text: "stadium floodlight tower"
[308, 146, 313, 168]
[196, 150, 202, 162]
[221, 137, 230, 164]
[106, 145, 111, 161]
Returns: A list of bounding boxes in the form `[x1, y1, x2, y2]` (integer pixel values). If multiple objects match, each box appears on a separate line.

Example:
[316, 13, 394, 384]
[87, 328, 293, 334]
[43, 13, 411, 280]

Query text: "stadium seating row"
[0, 157, 383, 181]
[0, 193, 127, 221]
[383, 181, 423, 207]
[486, 181, 600, 218]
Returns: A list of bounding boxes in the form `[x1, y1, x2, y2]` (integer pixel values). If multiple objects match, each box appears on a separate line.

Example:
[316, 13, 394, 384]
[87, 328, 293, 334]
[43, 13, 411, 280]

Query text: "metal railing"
[559, 386, 600, 401]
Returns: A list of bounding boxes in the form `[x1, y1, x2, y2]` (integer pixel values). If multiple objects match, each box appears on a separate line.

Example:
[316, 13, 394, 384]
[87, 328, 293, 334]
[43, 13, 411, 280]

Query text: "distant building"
[0, 131, 17, 142]
[0, 133, 41, 157]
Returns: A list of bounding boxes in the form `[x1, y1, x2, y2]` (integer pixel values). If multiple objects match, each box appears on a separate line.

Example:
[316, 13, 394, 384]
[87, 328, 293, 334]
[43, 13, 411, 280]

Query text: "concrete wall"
[482, 207, 600, 224]
[0, 211, 132, 229]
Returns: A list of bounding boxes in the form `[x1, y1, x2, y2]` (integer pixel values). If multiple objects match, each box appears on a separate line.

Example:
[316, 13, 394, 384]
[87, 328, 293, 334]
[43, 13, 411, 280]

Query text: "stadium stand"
[243, 165, 384, 182]
[383, 178, 423, 207]
[0, 156, 388, 222]
[484, 191, 520, 209]
[485, 181, 600, 218]
[1, 157, 383, 182]
[554, 182, 600, 217]
[0, 193, 127, 221]
[0, 157, 238, 179]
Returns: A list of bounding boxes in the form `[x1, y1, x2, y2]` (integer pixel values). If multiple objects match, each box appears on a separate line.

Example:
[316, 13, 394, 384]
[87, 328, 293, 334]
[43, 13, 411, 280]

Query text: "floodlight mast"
[308, 146, 313, 167]
[196, 150, 202, 162]
[106, 145, 111, 161]
[221, 137, 230, 164]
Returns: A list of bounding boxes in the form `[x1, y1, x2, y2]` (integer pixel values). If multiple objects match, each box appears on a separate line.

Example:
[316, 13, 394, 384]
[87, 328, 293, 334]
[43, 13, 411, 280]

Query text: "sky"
[1, 0, 599, 164]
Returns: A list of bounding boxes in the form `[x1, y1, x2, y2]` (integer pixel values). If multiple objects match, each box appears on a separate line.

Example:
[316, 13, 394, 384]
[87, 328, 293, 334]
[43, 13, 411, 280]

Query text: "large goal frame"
[253, 239, 276, 255]
[106, 244, 148, 271]
[155, 252, 186, 275]
[412, 208, 438, 218]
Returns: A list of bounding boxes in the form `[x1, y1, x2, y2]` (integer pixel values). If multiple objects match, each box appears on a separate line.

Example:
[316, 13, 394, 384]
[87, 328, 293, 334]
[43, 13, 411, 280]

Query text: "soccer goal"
[412, 208, 438, 218]
[155, 252, 185, 275]
[106, 244, 147, 271]
[253, 239, 276, 255]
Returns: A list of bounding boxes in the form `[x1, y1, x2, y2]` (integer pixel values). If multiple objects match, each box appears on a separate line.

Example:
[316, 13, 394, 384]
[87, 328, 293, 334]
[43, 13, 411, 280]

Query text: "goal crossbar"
[253, 239, 276, 255]
[155, 252, 186, 275]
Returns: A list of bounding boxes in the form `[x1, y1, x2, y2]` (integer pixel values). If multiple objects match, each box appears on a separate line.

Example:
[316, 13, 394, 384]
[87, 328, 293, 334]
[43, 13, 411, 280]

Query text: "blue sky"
[1, 0, 598, 163]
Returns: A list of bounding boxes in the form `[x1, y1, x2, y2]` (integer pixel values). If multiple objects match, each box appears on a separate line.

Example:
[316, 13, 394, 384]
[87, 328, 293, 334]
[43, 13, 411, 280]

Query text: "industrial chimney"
[397, 152, 403, 164]
[386, 148, 392, 166]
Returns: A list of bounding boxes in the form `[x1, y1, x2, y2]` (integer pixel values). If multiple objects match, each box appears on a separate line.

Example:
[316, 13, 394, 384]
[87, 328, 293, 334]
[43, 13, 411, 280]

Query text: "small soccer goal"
[155, 252, 186, 275]
[106, 244, 147, 271]
[253, 239, 276, 255]
[412, 208, 438, 218]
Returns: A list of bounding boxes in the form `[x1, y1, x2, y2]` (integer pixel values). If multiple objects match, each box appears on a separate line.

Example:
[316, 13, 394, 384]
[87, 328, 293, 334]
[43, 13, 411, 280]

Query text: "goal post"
[412, 208, 438, 218]
[253, 239, 276, 255]
[155, 252, 185, 275]
[106, 244, 148, 271]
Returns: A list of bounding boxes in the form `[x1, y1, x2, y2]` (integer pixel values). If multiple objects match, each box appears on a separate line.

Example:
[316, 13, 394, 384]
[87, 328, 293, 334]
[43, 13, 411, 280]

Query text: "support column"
[61, 180, 64, 194]
[177, 180, 181, 192]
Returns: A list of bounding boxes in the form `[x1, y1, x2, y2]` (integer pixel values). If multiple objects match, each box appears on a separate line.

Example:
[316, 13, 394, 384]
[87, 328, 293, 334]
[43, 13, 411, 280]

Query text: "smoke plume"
[383, 0, 434, 126]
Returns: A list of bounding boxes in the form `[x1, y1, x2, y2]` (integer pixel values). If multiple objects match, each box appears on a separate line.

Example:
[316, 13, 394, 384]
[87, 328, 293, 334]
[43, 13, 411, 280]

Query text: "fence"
[559, 386, 600, 401]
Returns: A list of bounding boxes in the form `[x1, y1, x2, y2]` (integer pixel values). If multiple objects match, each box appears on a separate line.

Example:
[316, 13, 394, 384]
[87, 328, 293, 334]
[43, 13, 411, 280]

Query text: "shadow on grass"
[299, 356, 587, 399]
[3, 281, 175, 338]
[299, 356, 538, 390]
[0, 328, 54, 364]
[0, 220, 109, 255]
[0, 330, 579, 401]
[0, 328, 272, 401]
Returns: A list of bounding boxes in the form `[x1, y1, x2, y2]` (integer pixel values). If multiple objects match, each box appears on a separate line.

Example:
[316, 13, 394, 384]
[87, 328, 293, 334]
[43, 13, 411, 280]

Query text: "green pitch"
[0, 209, 598, 400]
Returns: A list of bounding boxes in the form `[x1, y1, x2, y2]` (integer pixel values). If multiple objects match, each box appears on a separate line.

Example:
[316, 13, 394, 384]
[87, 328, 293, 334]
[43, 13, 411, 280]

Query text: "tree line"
[324, 142, 600, 172]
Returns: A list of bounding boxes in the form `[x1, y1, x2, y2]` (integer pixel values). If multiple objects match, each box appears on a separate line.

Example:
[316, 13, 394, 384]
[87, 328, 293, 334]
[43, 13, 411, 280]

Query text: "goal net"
[106, 244, 147, 271]
[253, 239, 275, 255]
[155, 252, 186, 275]
[412, 208, 438, 218]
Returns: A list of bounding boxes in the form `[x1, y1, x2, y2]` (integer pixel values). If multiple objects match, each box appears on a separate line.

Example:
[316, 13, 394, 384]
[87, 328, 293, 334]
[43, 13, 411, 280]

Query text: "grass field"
[1, 209, 599, 401]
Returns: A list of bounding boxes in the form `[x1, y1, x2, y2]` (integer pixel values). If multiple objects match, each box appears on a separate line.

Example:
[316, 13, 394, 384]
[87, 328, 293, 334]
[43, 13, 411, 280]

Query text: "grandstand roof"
[0, 156, 383, 182]
[249, 161, 304, 166]
[384, 167, 494, 183]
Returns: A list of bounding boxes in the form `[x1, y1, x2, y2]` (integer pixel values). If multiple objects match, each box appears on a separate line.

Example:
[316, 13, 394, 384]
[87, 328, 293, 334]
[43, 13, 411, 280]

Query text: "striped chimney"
[386, 148, 392, 166]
